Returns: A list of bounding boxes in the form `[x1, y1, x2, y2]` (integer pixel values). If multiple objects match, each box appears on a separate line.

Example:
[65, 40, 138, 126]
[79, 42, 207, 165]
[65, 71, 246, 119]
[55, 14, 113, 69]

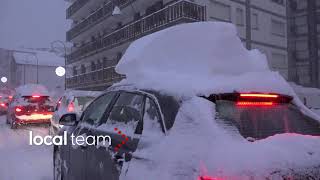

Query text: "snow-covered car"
[49, 90, 101, 135]
[53, 22, 320, 180]
[6, 84, 54, 129]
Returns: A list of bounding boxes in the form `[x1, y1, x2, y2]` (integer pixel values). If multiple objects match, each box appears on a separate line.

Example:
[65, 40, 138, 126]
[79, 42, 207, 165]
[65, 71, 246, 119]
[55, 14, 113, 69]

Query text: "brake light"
[68, 102, 75, 112]
[240, 93, 278, 98]
[0, 103, 6, 107]
[198, 176, 221, 180]
[32, 95, 41, 98]
[15, 107, 22, 112]
[236, 101, 274, 106]
[9, 96, 12, 99]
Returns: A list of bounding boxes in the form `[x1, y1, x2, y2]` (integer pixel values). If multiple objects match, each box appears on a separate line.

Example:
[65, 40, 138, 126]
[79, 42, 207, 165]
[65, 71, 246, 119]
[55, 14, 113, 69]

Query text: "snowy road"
[0, 115, 52, 180]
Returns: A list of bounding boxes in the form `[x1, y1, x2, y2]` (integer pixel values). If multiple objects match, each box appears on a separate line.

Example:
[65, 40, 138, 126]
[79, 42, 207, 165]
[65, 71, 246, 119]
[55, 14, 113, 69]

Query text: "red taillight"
[32, 95, 41, 98]
[240, 93, 278, 98]
[15, 107, 22, 112]
[68, 102, 74, 112]
[0, 103, 6, 107]
[236, 101, 274, 106]
[9, 96, 12, 99]
[198, 176, 221, 180]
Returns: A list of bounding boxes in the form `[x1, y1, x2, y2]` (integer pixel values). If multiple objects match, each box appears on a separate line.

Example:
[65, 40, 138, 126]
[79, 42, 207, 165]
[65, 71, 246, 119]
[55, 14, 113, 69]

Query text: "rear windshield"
[216, 100, 320, 139]
[23, 96, 51, 104]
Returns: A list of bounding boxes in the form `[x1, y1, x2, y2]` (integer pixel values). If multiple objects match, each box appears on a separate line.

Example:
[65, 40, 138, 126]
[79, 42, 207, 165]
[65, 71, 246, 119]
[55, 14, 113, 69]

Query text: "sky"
[0, 0, 70, 49]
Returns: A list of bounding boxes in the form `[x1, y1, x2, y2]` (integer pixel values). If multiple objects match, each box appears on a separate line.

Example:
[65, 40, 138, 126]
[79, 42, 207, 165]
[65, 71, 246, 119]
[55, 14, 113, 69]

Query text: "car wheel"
[54, 147, 63, 180]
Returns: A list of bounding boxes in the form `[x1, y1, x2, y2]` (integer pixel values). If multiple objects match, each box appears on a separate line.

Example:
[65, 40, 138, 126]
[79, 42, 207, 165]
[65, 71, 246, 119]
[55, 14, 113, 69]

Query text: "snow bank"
[15, 84, 50, 96]
[123, 97, 320, 180]
[116, 22, 293, 97]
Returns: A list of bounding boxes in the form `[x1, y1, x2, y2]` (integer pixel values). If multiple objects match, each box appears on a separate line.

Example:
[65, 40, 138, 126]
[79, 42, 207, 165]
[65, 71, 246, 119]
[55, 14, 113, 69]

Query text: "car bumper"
[15, 118, 51, 125]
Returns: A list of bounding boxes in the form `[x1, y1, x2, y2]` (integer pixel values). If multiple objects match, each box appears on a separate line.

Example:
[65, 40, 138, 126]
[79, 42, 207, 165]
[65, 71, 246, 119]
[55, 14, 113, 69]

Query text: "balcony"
[66, 0, 90, 19]
[67, 67, 125, 89]
[67, 0, 135, 41]
[67, 0, 206, 64]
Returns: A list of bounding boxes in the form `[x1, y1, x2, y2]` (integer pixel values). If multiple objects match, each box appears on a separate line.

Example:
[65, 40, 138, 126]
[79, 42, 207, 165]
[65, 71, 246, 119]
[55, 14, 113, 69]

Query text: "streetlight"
[51, 40, 67, 90]
[1, 77, 7, 83]
[55, 66, 66, 77]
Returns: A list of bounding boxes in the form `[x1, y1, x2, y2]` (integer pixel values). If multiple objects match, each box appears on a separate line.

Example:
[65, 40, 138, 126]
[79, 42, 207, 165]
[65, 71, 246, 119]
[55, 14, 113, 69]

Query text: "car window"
[81, 92, 116, 125]
[143, 97, 164, 133]
[216, 100, 320, 139]
[105, 92, 144, 135]
[74, 96, 95, 110]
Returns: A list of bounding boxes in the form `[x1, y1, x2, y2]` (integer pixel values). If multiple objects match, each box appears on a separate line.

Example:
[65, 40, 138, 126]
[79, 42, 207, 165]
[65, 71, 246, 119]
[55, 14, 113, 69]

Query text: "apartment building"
[287, 0, 320, 88]
[66, 0, 288, 90]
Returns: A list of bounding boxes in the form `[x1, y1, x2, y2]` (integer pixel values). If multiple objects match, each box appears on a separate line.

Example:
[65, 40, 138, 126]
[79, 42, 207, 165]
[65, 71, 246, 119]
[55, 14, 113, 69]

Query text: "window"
[81, 92, 116, 125]
[72, 66, 78, 76]
[271, 19, 285, 36]
[236, 8, 244, 26]
[106, 92, 145, 135]
[81, 65, 86, 74]
[295, 40, 308, 51]
[251, 13, 258, 30]
[271, 53, 287, 69]
[210, 0, 231, 22]
[143, 97, 164, 134]
[215, 100, 320, 139]
[271, 0, 284, 5]
[91, 61, 96, 71]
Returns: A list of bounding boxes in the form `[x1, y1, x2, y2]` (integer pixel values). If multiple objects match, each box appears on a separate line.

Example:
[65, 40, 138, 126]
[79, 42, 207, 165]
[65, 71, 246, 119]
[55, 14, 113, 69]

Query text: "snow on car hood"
[116, 22, 293, 97]
[122, 97, 320, 180]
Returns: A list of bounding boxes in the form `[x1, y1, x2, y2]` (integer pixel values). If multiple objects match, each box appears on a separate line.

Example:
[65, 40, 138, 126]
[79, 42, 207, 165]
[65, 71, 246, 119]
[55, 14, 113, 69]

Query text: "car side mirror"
[59, 113, 78, 126]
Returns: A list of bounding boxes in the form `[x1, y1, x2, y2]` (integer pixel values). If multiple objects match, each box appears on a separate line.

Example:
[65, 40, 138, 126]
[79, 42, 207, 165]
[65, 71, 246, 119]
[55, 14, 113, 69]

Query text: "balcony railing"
[67, 0, 206, 64]
[67, 67, 125, 89]
[67, 0, 135, 41]
[66, 0, 90, 19]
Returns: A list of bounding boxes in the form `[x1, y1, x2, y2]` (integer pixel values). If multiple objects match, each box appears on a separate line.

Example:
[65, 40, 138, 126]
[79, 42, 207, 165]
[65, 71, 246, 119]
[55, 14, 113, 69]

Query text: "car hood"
[121, 97, 320, 180]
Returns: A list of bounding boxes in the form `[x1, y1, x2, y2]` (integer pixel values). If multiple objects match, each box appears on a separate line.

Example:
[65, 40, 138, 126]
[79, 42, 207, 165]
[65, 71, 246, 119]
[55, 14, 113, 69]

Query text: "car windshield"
[216, 100, 320, 139]
[23, 96, 51, 104]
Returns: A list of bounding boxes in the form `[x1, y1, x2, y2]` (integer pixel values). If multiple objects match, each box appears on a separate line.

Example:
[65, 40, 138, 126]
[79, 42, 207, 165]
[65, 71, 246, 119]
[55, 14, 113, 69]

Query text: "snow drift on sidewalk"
[116, 22, 293, 97]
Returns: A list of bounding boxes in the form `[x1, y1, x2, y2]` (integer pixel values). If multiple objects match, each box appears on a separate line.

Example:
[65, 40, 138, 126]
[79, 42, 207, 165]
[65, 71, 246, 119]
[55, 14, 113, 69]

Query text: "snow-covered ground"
[0, 115, 52, 180]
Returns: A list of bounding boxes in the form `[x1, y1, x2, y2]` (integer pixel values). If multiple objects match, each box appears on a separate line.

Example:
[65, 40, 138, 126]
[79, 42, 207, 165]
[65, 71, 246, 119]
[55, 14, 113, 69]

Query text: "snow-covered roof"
[116, 22, 294, 97]
[13, 49, 64, 67]
[15, 84, 50, 96]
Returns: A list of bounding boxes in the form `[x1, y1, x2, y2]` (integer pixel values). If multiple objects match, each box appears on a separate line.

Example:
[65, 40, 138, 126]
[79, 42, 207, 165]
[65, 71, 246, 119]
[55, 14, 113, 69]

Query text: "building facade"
[0, 48, 66, 92]
[66, 0, 288, 90]
[287, 0, 320, 88]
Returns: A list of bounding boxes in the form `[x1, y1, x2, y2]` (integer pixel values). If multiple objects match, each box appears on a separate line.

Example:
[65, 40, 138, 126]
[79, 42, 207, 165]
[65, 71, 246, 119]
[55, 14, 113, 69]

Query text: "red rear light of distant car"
[15, 107, 22, 112]
[236, 101, 274, 106]
[240, 93, 279, 98]
[236, 93, 292, 107]
[9, 96, 12, 99]
[32, 95, 41, 98]
[0, 103, 6, 107]
[68, 102, 75, 112]
[198, 176, 221, 180]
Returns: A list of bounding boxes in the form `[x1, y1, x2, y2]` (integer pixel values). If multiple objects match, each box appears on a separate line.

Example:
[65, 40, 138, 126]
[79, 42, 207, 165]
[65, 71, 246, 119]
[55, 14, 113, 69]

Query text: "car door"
[86, 91, 146, 180]
[66, 92, 117, 180]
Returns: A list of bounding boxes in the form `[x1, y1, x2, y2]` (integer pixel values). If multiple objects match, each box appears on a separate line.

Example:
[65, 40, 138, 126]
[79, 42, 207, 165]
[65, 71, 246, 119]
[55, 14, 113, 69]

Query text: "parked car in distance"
[6, 84, 54, 129]
[49, 90, 101, 135]
[0, 94, 13, 114]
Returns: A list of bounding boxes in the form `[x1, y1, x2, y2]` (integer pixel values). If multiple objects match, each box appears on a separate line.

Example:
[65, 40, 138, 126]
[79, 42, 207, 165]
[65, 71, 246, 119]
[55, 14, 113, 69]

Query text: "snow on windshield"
[116, 22, 294, 97]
